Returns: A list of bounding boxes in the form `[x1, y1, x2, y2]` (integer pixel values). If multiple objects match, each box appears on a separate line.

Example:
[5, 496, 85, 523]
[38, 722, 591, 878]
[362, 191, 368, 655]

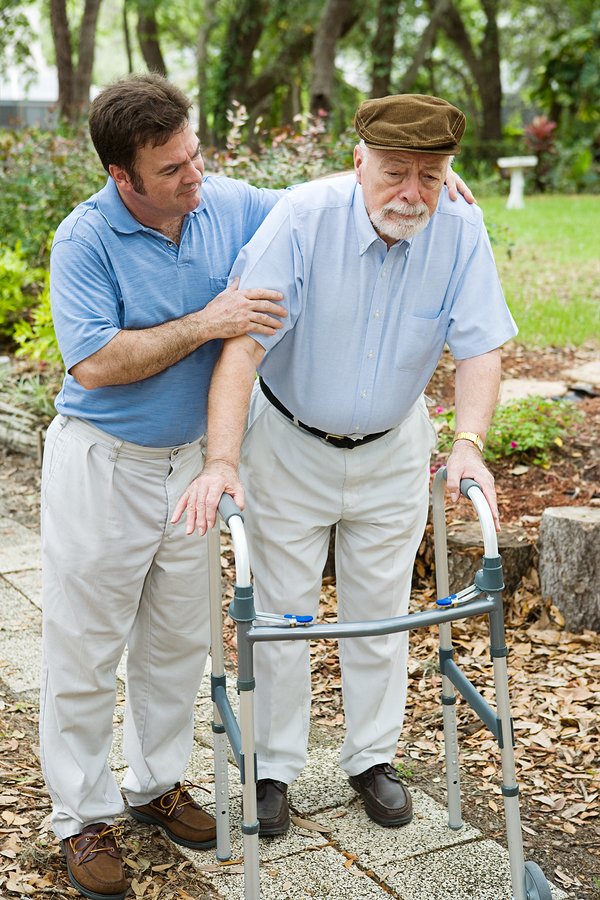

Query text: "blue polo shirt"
[234, 174, 517, 437]
[50, 175, 281, 446]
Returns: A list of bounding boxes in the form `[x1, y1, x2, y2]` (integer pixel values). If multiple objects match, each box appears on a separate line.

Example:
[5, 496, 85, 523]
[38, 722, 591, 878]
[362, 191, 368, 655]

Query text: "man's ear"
[353, 145, 363, 184]
[109, 163, 133, 192]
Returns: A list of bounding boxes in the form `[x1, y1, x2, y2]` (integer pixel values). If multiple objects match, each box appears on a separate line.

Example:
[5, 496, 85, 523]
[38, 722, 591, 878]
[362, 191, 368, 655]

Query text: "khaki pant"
[241, 386, 437, 784]
[39, 415, 208, 839]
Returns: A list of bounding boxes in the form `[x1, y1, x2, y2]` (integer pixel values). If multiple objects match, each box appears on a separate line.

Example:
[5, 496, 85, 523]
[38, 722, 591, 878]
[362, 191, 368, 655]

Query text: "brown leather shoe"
[348, 763, 413, 827]
[61, 823, 128, 900]
[129, 781, 216, 849]
[256, 779, 290, 836]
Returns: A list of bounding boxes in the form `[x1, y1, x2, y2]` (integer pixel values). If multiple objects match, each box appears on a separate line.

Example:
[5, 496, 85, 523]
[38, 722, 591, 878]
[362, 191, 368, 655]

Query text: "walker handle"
[440, 467, 482, 498]
[218, 493, 244, 525]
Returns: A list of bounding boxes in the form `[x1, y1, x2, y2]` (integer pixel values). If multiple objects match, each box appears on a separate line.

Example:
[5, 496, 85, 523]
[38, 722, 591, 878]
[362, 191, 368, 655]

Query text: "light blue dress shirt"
[232, 174, 517, 437]
[50, 175, 281, 446]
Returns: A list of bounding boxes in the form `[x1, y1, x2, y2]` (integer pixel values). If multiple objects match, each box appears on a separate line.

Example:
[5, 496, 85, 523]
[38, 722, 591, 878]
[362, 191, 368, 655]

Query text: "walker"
[206, 468, 553, 899]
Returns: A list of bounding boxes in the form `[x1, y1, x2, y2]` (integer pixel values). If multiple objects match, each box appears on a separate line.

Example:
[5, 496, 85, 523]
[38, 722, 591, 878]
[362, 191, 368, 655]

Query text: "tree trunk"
[50, 0, 75, 120]
[396, 0, 451, 94]
[196, 0, 219, 144]
[370, 0, 401, 98]
[310, 0, 358, 115]
[50, 0, 102, 122]
[123, 0, 134, 73]
[75, 0, 103, 108]
[212, 0, 268, 143]
[137, 2, 167, 76]
[440, 0, 502, 159]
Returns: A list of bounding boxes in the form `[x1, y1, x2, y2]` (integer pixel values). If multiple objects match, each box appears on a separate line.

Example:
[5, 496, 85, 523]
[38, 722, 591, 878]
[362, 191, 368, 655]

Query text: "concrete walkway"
[0, 513, 565, 900]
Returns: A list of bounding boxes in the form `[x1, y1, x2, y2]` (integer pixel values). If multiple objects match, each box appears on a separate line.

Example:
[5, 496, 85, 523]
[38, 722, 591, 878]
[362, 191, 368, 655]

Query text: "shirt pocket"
[394, 309, 449, 372]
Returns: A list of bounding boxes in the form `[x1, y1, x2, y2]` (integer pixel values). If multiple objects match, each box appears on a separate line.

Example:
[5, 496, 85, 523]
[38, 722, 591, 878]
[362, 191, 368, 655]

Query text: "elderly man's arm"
[71, 279, 283, 389]
[445, 348, 502, 529]
[171, 334, 266, 535]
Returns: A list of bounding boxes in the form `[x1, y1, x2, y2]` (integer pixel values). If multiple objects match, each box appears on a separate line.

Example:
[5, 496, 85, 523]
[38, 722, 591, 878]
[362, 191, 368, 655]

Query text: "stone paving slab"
[0, 576, 42, 694]
[0, 516, 41, 573]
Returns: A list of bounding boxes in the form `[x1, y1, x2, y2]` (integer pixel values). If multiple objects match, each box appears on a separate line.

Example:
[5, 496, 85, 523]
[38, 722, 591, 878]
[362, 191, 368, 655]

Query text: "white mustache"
[381, 201, 429, 218]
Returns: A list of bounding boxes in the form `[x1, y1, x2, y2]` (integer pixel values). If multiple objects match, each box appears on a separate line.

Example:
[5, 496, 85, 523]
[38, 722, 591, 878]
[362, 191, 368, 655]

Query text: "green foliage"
[433, 396, 585, 468]
[394, 760, 414, 781]
[0, 242, 45, 336]
[0, 0, 35, 82]
[207, 104, 355, 188]
[13, 273, 62, 368]
[0, 368, 60, 422]
[0, 128, 105, 266]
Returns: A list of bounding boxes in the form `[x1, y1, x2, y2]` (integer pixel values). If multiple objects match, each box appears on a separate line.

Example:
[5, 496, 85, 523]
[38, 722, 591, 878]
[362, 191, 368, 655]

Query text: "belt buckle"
[325, 432, 345, 442]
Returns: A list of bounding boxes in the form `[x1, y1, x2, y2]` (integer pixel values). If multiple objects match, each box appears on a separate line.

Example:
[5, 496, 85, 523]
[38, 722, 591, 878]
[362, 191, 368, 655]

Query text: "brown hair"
[89, 73, 193, 181]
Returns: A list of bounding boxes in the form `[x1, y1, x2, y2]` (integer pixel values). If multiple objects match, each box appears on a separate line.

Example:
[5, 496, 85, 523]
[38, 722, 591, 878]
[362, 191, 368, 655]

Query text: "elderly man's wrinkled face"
[354, 144, 449, 245]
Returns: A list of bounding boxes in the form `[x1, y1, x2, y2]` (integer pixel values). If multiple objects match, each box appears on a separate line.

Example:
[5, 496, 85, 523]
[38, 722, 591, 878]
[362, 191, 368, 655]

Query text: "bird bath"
[497, 156, 538, 209]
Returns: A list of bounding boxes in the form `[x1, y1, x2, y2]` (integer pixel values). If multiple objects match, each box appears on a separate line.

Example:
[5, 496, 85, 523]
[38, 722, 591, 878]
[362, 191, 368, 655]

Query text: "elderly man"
[174, 94, 507, 838]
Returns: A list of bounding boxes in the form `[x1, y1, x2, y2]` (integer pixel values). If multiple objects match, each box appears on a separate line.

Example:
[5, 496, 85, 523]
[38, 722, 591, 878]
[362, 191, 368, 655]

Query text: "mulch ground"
[0, 344, 598, 898]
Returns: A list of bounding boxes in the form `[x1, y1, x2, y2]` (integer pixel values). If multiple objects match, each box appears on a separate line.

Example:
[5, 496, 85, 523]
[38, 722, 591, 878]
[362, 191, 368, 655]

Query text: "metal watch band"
[453, 431, 484, 453]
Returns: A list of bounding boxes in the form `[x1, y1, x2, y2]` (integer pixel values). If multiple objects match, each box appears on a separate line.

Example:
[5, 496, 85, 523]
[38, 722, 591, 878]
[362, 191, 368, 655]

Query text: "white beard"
[369, 201, 430, 241]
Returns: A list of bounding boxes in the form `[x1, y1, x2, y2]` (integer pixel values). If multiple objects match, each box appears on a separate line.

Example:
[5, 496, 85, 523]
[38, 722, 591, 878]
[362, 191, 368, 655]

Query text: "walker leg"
[489, 601, 528, 900]
[439, 622, 463, 829]
[237, 619, 260, 900]
[432, 474, 463, 829]
[207, 525, 232, 861]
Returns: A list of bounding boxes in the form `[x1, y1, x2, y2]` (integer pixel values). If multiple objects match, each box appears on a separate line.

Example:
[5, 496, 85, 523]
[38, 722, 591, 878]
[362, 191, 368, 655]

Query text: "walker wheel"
[524, 861, 552, 900]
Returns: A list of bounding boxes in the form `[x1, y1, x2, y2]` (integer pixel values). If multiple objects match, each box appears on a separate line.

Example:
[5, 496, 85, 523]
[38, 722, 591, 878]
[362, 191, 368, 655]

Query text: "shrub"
[0, 242, 45, 336]
[433, 395, 585, 467]
[13, 272, 62, 368]
[0, 128, 105, 266]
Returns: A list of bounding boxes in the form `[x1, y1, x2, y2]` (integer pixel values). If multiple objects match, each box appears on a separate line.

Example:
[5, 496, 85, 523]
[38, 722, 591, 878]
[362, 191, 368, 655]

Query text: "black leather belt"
[259, 377, 390, 450]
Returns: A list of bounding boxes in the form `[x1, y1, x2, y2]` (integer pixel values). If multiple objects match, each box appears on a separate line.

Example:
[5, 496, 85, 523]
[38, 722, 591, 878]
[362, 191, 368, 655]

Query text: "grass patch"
[479, 195, 600, 347]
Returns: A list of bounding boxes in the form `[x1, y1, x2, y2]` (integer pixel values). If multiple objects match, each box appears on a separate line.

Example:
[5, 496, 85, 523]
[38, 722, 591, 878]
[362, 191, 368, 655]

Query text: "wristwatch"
[453, 431, 484, 453]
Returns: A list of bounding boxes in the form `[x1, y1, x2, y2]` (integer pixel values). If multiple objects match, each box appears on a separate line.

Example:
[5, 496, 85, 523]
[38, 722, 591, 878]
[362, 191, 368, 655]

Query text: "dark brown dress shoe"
[348, 763, 413, 827]
[129, 781, 216, 849]
[256, 778, 290, 836]
[62, 823, 128, 900]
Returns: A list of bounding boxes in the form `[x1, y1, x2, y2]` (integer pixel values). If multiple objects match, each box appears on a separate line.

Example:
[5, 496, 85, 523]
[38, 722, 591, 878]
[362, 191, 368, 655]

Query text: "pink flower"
[435, 406, 444, 414]
[510, 440, 518, 448]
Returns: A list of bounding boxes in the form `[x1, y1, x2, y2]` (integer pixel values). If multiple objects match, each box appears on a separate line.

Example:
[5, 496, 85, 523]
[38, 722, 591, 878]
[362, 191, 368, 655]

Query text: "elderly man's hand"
[445, 442, 499, 531]
[171, 459, 245, 536]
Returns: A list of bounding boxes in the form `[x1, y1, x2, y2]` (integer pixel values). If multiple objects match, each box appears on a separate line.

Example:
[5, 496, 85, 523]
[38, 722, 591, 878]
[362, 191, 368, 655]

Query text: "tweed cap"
[354, 94, 466, 155]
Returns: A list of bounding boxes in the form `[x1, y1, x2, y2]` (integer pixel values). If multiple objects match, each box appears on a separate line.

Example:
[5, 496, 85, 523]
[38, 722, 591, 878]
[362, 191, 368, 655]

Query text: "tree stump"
[445, 522, 533, 595]
[538, 507, 600, 633]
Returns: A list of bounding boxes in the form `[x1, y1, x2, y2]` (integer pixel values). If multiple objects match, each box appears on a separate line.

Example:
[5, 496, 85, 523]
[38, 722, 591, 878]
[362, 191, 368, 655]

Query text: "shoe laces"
[156, 780, 209, 817]
[69, 823, 123, 864]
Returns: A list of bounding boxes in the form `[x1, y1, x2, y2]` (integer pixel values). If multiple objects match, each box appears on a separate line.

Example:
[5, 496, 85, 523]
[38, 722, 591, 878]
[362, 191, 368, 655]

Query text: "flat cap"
[354, 94, 466, 155]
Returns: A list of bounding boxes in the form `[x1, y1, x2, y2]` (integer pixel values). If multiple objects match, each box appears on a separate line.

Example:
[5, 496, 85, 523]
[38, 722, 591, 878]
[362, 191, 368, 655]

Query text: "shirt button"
[167, 241, 174, 247]
[360, 390, 367, 399]
[367, 350, 374, 359]
[374, 310, 381, 318]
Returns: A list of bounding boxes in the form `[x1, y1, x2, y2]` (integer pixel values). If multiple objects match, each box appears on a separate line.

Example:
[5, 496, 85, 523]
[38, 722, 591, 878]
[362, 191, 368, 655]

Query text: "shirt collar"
[95, 176, 203, 234]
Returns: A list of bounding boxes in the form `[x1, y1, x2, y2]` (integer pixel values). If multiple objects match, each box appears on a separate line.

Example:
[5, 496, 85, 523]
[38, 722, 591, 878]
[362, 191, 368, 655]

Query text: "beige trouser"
[39, 415, 208, 839]
[241, 387, 437, 785]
